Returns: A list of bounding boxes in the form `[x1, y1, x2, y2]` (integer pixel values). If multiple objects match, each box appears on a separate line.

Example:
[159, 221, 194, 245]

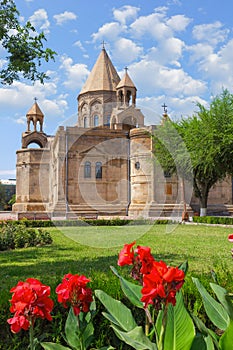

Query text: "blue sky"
[0, 0, 233, 179]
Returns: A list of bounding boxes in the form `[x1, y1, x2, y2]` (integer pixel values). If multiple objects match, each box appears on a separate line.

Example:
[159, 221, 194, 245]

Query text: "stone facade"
[13, 48, 233, 218]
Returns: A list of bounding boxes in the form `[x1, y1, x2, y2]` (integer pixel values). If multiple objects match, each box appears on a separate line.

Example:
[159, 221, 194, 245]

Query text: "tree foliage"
[0, 0, 56, 84]
[153, 89, 233, 212]
[0, 182, 6, 209]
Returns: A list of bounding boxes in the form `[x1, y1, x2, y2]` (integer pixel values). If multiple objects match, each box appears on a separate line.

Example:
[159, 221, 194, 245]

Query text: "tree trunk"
[199, 188, 208, 216]
[200, 207, 207, 216]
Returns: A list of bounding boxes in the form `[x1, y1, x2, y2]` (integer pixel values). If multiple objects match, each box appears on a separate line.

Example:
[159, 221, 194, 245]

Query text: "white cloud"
[29, 9, 50, 34]
[130, 8, 191, 41]
[59, 56, 89, 90]
[53, 11, 77, 26]
[92, 22, 125, 42]
[113, 5, 140, 25]
[0, 79, 68, 119]
[192, 21, 229, 46]
[147, 37, 184, 66]
[129, 59, 207, 97]
[187, 43, 213, 63]
[167, 14, 192, 32]
[73, 40, 85, 51]
[138, 94, 207, 125]
[196, 39, 233, 93]
[130, 8, 171, 40]
[112, 38, 143, 63]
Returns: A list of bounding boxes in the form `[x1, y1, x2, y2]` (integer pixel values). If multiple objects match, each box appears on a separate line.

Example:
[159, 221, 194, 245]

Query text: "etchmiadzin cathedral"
[12, 47, 233, 219]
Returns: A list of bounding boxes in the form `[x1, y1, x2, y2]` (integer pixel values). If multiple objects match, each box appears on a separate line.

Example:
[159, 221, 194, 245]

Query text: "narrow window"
[95, 162, 102, 179]
[84, 117, 88, 128]
[106, 116, 111, 126]
[84, 161, 91, 178]
[94, 115, 99, 127]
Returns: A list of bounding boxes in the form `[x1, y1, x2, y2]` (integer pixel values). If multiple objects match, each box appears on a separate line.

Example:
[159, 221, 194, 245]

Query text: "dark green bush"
[193, 216, 233, 225]
[0, 222, 53, 251]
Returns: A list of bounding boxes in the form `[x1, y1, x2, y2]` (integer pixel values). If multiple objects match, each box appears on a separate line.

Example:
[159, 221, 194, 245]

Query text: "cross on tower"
[34, 97, 38, 103]
[124, 66, 128, 73]
[162, 103, 167, 114]
[102, 40, 106, 49]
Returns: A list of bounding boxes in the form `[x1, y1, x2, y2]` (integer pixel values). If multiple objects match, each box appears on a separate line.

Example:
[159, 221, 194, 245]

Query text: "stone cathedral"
[13, 48, 233, 218]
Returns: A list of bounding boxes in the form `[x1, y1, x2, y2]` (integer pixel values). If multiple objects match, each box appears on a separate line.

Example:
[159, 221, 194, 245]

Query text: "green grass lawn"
[1, 223, 233, 349]
[1, 223, 233, 294]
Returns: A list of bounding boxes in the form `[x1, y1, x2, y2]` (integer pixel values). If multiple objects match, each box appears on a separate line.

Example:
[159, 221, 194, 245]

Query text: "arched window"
[94, 115, 99, 127]
[84, 117, 88, 128]
[95, 162, 102, 179]
[84, 161, 91, 178]
[106, 116, 111, 126]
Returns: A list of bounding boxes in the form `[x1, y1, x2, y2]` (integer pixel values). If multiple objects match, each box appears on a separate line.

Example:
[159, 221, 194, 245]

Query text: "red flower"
[7, 278, 54, 333]
[135, 245, 155, 274]
[118, 241, 136, 266]
[228, 234, 233, 242]
[56, 273, 93, 315]
[141, 261, 185, 309]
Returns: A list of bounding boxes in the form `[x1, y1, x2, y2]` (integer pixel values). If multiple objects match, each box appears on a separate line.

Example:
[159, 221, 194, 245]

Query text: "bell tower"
[12, 100, 50, 214]
[116, 67, 137, 107]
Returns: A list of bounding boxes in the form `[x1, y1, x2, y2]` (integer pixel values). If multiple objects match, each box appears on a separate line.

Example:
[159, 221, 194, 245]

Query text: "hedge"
[193, 216, 233, 225]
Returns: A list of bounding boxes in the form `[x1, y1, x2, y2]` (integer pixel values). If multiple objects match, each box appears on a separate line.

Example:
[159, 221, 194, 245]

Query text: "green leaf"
[64, 308, 81, 349]
[82, 320, 94, 349]
[190, 334, 207, 350]
[40, 343, 71, 350]
[192, 278, 230, 330]
[111, 325, 157, 350]
[219, 320, 233, 349]
[164, 292, 195, 350]
[178, 261, 189, 275]
[110, 266, 143, 308]
[192, 315, 219, 349]
[95, 289, 137, 332]
[210, 283, 233, 320]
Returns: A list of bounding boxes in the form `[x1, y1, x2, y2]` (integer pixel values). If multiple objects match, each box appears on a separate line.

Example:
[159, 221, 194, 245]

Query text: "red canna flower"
[7, 278, 54, 333]
[228, 234, 233, 242]
[118, 241, 136, 266]
[56, 273, 93, 316]
[141, 260, 185, 309]
[135, 246, 155, 275]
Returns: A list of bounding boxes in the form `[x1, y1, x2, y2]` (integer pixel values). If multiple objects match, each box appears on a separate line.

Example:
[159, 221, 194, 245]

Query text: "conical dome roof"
[79, 48, 120, 94]
[116, 70, 137, 90]
[26, 101, 44, 117]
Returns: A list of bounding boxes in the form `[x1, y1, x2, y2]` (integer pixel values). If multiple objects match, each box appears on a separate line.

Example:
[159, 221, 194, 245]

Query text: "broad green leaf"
[163, 291, 195, 350]
[190, 334, 207, 350]
[111, 325, 157, 350]
[95, 289, 137, 332]
[64, 308, 80, 349]
[98, 347, 115, 350]
[191, 334, 215, 350]
[219, 320, 233, 349]
[110, 266, 143, 308]
[40, 343, 71, 350]
[192, 315, 219, 349]
[210, 283, 233, 320]
[82, 320, 94, 349]
[192, 278, 230, 330]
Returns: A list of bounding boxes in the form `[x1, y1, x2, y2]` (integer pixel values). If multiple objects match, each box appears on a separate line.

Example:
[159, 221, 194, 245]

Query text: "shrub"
[0, 222, 53, 251]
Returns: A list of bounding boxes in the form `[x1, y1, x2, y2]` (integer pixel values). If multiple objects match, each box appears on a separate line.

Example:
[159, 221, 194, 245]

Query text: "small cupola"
[26, 99, 44, 133]
[116, 67, 137, 107]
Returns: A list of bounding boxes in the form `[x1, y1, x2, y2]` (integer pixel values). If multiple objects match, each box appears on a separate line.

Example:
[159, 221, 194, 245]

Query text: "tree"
[0, 0, 56, 84]
[153, 89, 233, 216]
[0, 181, 6, 210]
